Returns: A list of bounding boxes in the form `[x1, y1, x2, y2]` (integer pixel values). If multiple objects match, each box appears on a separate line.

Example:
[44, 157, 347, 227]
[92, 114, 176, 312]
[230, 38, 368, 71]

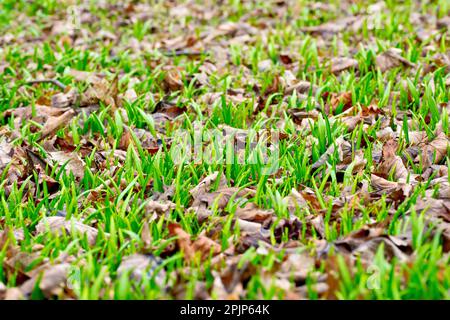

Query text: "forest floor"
[0, 0, 449, 299]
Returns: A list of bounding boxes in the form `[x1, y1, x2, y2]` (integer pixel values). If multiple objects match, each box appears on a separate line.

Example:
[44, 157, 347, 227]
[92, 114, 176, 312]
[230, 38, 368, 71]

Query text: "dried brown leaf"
[47, 151, 85, 179]
[35, 216, 99, 246]
[234, 202, 273, 223]
[376, 48, 415, 72]
[168, 223, 221, 262]
[330, 57, 359, 74]
[117, 254, 165, 286]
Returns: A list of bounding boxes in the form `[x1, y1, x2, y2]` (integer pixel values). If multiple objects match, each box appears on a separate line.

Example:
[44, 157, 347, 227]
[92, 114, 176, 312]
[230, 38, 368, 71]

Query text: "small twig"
[26, 79, 67, 91]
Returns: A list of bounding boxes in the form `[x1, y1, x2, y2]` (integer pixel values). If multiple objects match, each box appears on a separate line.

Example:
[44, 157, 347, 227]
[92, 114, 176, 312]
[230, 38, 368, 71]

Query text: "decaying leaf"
[163, 68, 184, 92]
[376, 139, 409, 181]
[79, 76, 119, 109]
[333, 225, 412, 263]
[234, 202, 273, 223]
[4, 106, 76, 139]
[312, 137, 351, 170]
[420, 132, 449, 168]
[20, 263, 71, 298]
[277, 251, 316, 283]
[41, 109, 76, 139]
[47, 151, 85, 179]
[0, 139, 13, 167]
[35, 216, 99, 245]
[68, 68, 103, 83]
[300, 16, 364, 35]
[376, 48, 415, 72]
[330, 57, 359, 74]
[117, 254, 165, 286]
[51, 88, 79, 108]
[1, 0, 450, 301]
[143, 199, 176, 218]
[168, 223, 221, 262]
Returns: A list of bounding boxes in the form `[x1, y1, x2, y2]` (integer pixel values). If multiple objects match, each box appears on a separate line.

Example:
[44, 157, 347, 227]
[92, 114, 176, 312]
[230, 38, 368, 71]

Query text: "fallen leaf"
[143, 199, 176, 218]
[377, 139, 409, 181]
[47, 151, 85, 179]
[20, 263, 71, 298]
[51, 88, 79, 108]
[168, 223, 221, 262]
[234, 202, 273, 223]
[163, 68, 183, 92]
[41, 109, 76, 139]
[301, 16, 363, 35]
[312, 137, 351, 170]
[330, 57, 359, 74]
[333, 225, 412, 263]
[420, 132, 449, 168]
[117, 254, 165, 286]
[0, 139, 13, 167]
[35, 216, 99, 245]
[68, 68, 103, 83]
[376, 48, 415, 72]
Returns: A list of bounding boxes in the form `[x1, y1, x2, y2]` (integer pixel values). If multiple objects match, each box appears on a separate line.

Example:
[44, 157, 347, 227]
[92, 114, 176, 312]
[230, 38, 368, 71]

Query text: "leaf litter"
[0, 0, 449, 300]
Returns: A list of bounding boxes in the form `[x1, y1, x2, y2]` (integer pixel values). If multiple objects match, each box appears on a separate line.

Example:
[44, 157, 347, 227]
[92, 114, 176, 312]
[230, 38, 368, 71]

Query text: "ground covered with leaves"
[0, 0, 450, 300]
